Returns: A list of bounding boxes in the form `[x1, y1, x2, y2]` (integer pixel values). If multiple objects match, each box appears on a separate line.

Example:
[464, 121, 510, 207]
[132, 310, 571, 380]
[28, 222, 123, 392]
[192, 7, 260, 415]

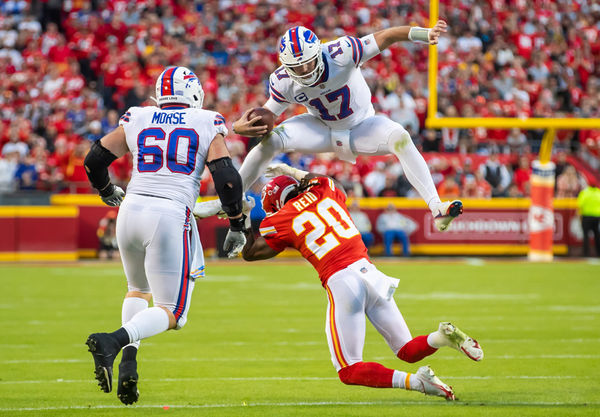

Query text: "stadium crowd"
[0, 0, 599, 198]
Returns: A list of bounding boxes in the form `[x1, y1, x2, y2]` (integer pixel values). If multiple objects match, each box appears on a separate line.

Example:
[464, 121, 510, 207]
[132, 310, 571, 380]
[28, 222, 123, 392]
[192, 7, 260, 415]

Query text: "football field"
[1, 259, 599, 416]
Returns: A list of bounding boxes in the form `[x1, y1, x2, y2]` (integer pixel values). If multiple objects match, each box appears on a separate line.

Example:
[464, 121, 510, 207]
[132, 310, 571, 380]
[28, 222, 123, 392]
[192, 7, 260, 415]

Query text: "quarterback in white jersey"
[82, 66, 247, 405]
[194, 21, 462, 232]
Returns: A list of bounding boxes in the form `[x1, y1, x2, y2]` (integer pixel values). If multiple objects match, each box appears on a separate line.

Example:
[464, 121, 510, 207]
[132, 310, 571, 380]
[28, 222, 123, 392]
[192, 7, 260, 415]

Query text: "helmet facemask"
[283, 47, 324, 87]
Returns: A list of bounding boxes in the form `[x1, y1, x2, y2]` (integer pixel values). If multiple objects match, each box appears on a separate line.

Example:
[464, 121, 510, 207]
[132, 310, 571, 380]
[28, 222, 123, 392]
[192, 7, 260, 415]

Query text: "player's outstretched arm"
[84, 126, 129, 207]
[265, 163, 347, 198]
[206, 134, 246, 258]
[373, 20, 447, 51]
[241, 230, 281, 261]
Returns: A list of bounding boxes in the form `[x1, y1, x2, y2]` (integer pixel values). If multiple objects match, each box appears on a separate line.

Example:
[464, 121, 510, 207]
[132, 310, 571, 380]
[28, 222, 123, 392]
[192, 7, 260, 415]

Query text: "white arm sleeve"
[264, 73, 290, 116]
[358, 34, 381, 64]
[264, 96, 288, 116]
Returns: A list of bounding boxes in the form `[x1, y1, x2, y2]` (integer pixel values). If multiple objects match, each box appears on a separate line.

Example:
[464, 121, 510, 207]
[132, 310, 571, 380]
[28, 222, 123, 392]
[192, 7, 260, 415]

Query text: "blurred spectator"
[364, 161, 387, 196]
[376, 204, 417, 257]
[2, 134, 29, 158]
[479, 151, 511, 197]
[507, 128, 528, 155]
[14, 155, 38, 190]
[437, 176, 460, 199]
[85, 120, 103, 142]
[577, 181, 600, 257]
[0, 151, 19, 192]
[513, 156, 531, 196]
[556, 165, 583, 198]
[97, 210, 119, 260]
[348, 200, 374, 250]
[421, 129, 441, 152]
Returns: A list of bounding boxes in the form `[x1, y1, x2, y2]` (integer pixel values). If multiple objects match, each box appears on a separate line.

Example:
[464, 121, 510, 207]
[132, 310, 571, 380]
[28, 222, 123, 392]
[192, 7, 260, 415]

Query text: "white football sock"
[427, 330, 450, 349]
[392, 370, 425, 392]
[122, 306, 169, 343]
[121, 297, 148, 350]
[389, 131, 442, 213]
[238, 134, 284, 190]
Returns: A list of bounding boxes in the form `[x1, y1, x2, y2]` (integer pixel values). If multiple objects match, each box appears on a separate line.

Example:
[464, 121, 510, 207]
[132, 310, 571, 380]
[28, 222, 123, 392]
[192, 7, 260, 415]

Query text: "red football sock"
[397, 335, 438, 363]
[337, 361, 394, 388]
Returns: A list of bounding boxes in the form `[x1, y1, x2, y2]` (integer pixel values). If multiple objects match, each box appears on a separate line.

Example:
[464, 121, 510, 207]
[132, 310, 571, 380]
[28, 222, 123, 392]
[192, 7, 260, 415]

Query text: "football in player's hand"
[248, 107, 275, 134]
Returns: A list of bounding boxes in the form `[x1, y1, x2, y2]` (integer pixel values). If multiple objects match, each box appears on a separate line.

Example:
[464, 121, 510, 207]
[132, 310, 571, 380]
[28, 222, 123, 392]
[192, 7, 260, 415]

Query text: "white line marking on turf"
[396, 292, 540, 301]
[4, 353, 600, 365]
[0, 375, 588, 385]
[1, 400, 599, 412]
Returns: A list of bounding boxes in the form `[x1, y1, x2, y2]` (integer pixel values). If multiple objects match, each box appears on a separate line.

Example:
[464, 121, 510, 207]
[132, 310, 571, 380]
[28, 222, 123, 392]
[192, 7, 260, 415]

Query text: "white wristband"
[290, 167, 309, 181]
[408, 27, 430, 43]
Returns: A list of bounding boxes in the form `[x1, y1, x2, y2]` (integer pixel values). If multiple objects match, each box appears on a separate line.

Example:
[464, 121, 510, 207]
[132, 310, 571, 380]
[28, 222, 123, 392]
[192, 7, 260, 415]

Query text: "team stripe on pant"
[325, 285, 348, 368]
[173, 207, 191, 322]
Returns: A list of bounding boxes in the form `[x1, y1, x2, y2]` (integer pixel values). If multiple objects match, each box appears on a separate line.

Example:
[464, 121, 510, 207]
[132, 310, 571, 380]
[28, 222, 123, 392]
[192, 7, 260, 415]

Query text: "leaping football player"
[239, 164, 483, 400]
[195, 21, 462, 232]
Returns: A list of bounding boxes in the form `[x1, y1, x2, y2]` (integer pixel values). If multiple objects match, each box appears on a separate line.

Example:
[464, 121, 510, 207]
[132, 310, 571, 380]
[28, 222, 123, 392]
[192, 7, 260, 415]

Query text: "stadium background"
[1, 0, 599, 259]
[1, 1, 600, 416]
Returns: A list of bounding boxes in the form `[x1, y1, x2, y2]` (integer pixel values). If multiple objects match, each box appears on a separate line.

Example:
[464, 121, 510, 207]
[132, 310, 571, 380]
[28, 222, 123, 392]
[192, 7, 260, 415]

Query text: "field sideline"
[1, 259, 599, 416]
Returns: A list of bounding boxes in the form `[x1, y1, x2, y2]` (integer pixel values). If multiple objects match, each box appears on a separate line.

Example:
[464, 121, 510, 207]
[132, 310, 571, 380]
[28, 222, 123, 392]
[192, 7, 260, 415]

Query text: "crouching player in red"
[239, 164, 483, 400]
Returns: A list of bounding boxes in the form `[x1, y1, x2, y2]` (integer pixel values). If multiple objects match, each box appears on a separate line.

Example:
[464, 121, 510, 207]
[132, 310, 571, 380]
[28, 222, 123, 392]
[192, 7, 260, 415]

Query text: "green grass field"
[1, 259, 599, 416]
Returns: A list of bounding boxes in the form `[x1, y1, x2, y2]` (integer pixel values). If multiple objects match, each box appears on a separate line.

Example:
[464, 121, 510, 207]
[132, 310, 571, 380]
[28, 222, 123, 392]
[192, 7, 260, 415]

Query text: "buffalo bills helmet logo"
[279, 37, 286, 53]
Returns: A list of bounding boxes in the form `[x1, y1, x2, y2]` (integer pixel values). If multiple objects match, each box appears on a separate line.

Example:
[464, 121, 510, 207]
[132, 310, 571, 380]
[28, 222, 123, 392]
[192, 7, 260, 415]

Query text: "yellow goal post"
[424, 0, 600, 164]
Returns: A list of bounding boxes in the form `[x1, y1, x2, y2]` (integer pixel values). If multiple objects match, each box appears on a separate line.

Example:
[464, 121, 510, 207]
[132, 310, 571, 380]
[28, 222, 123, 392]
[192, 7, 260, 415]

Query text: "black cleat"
[85, 333, 121, 393]
[117, 360, 140, 405]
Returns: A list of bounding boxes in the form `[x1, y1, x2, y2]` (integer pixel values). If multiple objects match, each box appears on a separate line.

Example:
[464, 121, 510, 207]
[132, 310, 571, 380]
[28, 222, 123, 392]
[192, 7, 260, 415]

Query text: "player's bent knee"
[258, 132, 285, 155]
[157, 306, 178, 330]
[387, 128, 413, 155]
[126, 291, 152, 302]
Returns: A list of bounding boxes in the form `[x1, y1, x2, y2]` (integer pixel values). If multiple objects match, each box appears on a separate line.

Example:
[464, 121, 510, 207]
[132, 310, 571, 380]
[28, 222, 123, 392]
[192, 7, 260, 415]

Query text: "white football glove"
[265, 163, 308, 180]
[100, 184, 125, 207]
[224, 230, 247, 258]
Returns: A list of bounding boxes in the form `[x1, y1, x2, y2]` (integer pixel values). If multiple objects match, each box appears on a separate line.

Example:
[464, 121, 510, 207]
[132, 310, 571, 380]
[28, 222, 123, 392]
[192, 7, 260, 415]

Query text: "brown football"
[247, 107, 275, 134]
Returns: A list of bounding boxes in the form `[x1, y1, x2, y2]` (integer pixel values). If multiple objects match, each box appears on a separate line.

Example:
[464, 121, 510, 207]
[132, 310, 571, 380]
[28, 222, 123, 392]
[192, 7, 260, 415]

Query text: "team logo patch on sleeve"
[214, 114, 226, 126]
[119, 111, 131, 123]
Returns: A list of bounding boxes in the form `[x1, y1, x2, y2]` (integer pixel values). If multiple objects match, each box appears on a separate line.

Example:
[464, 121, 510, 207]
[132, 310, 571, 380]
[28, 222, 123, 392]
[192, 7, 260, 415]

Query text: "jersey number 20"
[292, 197, 360, 259]
[137, 128, 199, 174]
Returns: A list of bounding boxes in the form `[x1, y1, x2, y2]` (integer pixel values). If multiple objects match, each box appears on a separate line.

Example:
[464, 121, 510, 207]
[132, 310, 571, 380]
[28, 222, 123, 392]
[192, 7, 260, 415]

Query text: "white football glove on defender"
[265, 163, 308, 180]
[100, 184, 125, 207]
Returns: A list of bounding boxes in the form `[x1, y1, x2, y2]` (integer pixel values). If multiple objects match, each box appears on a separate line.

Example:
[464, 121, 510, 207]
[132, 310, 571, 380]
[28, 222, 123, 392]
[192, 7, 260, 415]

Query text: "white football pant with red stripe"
[324, 259, 412, 371]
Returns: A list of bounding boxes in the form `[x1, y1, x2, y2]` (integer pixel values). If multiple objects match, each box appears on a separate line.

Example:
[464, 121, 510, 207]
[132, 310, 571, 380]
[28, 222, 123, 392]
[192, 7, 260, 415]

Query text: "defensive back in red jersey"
[259, 177, 369, 285]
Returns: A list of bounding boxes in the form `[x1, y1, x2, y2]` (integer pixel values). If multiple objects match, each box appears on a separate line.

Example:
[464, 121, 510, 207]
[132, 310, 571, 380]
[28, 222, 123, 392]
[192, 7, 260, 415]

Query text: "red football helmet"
[261, 175, 299, 216]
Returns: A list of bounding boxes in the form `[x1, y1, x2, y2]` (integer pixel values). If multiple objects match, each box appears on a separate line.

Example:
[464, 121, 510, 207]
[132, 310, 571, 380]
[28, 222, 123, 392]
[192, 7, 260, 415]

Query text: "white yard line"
[3, 353, 600, 365]
[1, 400, 598, 412]
[0, 375, 589, 385]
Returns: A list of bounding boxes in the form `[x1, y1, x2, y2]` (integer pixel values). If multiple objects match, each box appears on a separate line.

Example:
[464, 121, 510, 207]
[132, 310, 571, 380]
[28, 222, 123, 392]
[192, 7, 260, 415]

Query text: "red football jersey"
[259, 177, 369, 285]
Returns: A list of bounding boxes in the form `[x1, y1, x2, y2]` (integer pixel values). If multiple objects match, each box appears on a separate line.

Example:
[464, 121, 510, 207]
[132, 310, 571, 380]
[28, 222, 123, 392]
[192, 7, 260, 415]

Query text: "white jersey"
[265, 34, 381, 130]
[119, 106, 228, 209]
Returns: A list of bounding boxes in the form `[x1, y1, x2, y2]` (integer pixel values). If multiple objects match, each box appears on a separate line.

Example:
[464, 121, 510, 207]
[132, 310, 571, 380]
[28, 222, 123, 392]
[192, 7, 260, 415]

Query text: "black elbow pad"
[84, 141, 118, 191]
[207, 157, 243, 218]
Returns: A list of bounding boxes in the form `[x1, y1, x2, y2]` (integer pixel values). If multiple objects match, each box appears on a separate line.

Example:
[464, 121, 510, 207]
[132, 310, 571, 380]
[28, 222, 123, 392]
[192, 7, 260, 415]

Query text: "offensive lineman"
[240, 163, 483, 399]
[82, 66, 247, 404]
[195, 21, 462, 232]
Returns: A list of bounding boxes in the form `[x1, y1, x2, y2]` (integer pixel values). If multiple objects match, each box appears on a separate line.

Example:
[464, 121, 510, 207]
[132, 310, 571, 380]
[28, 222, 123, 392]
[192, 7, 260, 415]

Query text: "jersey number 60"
[137, 128, 199, 175]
